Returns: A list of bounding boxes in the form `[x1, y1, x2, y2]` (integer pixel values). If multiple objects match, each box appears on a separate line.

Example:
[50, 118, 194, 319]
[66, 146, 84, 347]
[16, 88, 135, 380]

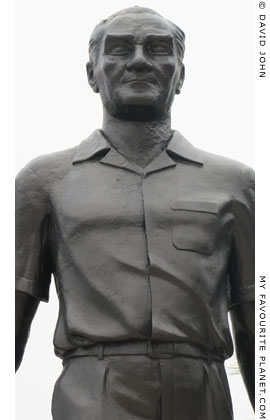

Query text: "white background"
[14, 0, 255, 419]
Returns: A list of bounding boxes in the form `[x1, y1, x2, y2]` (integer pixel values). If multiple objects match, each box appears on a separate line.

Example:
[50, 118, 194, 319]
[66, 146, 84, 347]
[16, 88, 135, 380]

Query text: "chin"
[119, 92, 161, 119]
[117, 103, 164, 121]
[103, 91, 168, 121]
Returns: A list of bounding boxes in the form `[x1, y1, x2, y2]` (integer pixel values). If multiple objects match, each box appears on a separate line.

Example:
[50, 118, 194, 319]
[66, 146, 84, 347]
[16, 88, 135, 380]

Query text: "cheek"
[94, 60, 121, 90]
[102, 60, 124, 84]
[158, 60, 179, 82]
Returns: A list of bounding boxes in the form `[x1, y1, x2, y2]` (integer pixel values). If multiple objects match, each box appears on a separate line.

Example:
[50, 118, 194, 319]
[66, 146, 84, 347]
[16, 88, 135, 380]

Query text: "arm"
[15, 164, 52, 370]
[15, 291, 40, 371]
[230, 301, 255, 409]
[228, 165, 255, 409]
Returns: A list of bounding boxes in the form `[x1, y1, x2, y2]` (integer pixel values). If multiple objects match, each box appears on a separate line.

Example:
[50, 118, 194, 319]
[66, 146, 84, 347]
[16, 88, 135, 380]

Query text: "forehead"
[102, 13, 174, 39]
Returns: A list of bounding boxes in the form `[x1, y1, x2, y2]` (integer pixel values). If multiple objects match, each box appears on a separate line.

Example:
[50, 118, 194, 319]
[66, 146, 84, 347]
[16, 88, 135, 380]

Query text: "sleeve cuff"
[15, 275, 49, 302]
[229, 285, 255, 309]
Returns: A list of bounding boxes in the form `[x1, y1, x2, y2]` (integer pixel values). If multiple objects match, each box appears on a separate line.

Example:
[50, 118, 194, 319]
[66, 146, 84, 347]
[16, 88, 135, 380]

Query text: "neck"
[102, 110, 172, 168]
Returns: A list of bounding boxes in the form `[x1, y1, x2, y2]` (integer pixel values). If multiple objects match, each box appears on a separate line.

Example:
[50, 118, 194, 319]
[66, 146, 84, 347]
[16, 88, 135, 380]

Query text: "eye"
[106, 43, 133, 56]
[147, 42, 173, 55]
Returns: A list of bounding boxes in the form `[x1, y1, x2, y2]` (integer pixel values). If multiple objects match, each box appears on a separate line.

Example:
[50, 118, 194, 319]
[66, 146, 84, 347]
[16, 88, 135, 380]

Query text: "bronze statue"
[16, 7, 254, 419]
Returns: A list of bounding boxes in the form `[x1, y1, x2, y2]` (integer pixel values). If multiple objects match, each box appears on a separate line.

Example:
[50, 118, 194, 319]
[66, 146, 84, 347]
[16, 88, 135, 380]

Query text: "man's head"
[86, 7, 186, 120]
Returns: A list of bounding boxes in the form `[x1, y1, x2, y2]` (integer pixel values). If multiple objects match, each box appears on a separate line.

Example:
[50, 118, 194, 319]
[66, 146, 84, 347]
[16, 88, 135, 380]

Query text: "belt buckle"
[147, 341, 174, 359]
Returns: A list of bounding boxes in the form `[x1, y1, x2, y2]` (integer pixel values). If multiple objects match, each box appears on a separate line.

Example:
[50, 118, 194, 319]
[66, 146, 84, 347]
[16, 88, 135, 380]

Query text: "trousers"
[52, 348, 233, 419]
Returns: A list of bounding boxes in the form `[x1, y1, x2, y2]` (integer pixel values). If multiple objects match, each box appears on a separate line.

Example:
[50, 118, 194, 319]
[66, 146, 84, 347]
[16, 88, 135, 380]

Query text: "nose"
[126, 45, 153, 72]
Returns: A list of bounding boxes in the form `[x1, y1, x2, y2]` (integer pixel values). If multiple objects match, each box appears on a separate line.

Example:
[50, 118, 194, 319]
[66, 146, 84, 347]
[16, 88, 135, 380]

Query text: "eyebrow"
[104, 34, 173, 44]
[145, 34, 173, 42]
[104, 34, 134, 43]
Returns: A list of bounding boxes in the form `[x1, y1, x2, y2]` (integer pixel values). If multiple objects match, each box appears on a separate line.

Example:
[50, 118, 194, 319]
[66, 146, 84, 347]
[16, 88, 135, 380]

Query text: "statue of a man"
[16, 7, 254, 420]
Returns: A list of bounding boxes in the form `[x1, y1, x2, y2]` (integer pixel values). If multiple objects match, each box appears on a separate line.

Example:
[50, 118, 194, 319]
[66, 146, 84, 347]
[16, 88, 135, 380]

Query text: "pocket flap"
[171, 200, 218, 214]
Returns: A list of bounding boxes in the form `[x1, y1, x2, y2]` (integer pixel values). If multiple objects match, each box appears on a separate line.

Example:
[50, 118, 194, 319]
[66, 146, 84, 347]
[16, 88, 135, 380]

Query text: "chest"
[50, 162, 233, 245]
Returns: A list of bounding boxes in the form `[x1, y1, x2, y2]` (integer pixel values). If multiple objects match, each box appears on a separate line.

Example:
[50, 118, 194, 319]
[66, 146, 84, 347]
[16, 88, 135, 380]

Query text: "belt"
[63, 341, 225, 363]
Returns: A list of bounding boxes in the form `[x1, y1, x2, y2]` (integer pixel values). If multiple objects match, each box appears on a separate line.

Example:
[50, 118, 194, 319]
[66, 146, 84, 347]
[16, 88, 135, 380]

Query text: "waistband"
[63, 341, 225, 363]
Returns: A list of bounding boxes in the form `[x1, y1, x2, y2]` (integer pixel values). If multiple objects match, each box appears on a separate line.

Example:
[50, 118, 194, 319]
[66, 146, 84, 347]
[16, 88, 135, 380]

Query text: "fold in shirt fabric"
[16, 129, 254, 419]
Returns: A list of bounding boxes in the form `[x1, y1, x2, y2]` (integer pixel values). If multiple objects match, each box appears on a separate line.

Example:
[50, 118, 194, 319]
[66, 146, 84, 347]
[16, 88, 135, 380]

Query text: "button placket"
[140, 172, 153, 337]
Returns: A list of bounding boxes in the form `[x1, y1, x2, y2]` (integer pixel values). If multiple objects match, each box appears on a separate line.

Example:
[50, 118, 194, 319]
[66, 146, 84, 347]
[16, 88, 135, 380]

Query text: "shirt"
[15, 130, 255, 359]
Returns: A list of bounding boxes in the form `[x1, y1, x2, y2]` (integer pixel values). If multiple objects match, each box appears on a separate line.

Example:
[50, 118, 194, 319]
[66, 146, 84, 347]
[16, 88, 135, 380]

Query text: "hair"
[88, 6, 185, 66]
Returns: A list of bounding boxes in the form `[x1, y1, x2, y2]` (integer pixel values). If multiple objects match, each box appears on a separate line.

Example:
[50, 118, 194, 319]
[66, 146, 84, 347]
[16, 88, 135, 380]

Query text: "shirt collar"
[72, 129, 203, 166]
[166, 131, 203, 165]
[72, 130, 110, 163]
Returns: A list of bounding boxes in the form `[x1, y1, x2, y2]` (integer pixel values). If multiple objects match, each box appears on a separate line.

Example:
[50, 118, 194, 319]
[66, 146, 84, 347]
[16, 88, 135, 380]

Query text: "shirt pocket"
[171, 200, 219, 256]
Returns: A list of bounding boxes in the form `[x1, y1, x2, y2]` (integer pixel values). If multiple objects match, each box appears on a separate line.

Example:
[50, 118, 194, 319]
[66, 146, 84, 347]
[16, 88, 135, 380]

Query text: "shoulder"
[17, 146, 77, 180]
[197, 147, 254, 191]
[16, 145, 77, 190]
[198, 147, 253, 176]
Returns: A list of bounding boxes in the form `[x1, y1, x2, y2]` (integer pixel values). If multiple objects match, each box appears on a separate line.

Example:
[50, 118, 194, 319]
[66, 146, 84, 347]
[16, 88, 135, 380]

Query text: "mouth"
[122, 78, 157, 86]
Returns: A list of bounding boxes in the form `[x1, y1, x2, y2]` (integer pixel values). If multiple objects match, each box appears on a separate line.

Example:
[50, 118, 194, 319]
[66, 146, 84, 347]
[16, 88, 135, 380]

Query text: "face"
[87, 14, 184, 120]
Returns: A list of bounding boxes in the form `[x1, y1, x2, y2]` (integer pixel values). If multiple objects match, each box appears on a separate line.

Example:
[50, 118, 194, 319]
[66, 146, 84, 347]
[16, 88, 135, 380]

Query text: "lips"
[122, 78, 157, 85]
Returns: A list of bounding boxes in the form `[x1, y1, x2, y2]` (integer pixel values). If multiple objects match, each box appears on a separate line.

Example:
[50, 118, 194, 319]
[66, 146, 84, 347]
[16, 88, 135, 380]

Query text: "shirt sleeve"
[228, 165, 255, 309]
[15, 164, 53, 302]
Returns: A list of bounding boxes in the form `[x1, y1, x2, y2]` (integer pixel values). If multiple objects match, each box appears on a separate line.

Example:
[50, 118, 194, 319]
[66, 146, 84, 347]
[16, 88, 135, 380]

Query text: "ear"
[86, 61, 99, 93]
[175, 64, 185, 95]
